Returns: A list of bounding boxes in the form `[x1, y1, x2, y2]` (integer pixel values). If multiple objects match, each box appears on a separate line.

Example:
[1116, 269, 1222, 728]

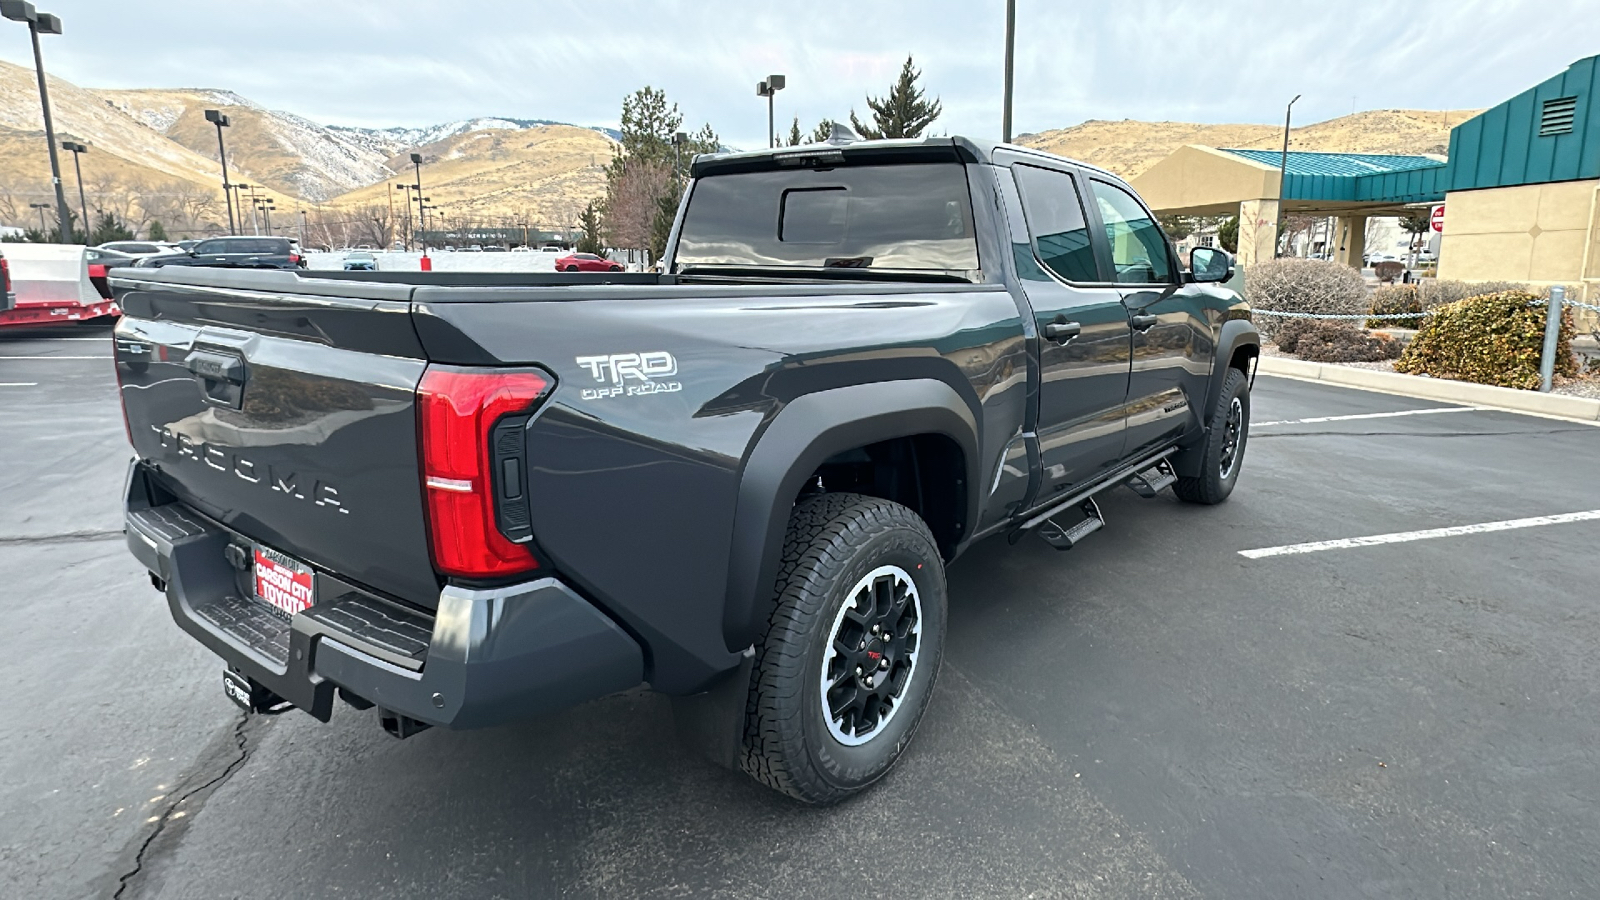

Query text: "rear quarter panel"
[415, 285, 1027, 691]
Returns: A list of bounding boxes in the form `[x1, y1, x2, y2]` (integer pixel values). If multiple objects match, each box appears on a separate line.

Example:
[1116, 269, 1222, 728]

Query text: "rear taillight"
[1, 257, 10, 293]
[289, 254, 300, 264]
[417, 366, 552, 579]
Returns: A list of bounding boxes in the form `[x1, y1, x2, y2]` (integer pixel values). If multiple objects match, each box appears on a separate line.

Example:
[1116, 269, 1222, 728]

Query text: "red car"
[556, 252, 623, 272]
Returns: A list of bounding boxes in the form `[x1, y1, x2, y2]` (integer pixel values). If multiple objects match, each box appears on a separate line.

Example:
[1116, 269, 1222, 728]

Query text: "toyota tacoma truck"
[111, 134, 1258, 805]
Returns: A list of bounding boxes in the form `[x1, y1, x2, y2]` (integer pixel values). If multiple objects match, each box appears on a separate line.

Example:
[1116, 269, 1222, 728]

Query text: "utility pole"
[205, 110, 236, 234]
[1274, 94, 1301, 259]
[1002, 0, 1016, 143]
[3, 4, 71, 242]
[30, 201, 49, 233]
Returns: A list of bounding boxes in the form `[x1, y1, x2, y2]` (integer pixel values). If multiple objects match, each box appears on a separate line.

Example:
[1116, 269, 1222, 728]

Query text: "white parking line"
[1240, 509, 1600, 559]
[1254, 407, 1487, 427]
[0, 382, 39, 387]
[0, 356, 113, 360]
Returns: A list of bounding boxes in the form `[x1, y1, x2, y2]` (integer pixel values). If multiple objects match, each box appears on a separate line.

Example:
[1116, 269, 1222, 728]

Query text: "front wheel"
[742, 493, 947, 805]
[1174, 366, 1250, 504]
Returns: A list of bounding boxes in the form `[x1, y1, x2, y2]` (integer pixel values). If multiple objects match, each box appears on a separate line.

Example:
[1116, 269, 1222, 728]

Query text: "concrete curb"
[1256, 356, 1600, 423]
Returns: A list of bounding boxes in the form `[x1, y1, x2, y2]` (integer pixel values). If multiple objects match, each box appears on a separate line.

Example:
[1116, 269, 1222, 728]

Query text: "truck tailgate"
[113, 272, 441, 607]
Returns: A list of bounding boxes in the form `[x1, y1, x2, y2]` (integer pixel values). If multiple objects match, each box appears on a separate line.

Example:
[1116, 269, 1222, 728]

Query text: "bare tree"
[602, 159, 671, 254]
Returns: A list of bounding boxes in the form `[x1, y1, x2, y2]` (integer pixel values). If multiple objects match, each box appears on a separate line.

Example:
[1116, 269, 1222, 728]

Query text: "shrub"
[1244, 258, 1368, 339]
[1277, 320, 1403, 362]
[1367, 283, 1425, 329]
[1416, 279, 1525, 310]
[1395, 290, 1576, 389]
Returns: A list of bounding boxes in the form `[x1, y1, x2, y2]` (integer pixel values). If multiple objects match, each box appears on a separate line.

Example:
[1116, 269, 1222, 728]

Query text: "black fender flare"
[722, 379, 980, 650]
[1176, 317, 1260, 477]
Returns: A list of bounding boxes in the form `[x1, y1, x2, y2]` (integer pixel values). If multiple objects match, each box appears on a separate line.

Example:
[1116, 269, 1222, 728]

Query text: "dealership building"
[1132, 53, 1600, 320]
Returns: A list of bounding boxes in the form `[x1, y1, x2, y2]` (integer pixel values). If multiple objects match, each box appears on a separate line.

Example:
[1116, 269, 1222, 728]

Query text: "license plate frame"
[251, 543, 315, 616]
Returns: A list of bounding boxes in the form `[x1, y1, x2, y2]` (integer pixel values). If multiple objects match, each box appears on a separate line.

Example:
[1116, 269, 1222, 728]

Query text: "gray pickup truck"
[112, 134, 1258, 804]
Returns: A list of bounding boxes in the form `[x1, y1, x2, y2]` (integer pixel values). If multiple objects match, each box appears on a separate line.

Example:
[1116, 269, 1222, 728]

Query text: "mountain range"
[0, 56, 1477, 235]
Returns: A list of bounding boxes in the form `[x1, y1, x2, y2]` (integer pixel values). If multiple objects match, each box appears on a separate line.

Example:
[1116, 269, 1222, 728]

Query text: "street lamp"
[409, 153, 429, 257]
[61, 140, 87, 240]
[257, 201, 276, 235]
[756, 75, 785, 148]
[1002, 0, 1016, 142]
[29, 201, 49, 233]
[204, 109, 236, 234]
[1275, 94, 1302, 259]
[3, 2, 71, 242]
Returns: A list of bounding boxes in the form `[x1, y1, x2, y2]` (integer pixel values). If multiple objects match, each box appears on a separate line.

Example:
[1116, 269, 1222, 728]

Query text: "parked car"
[0, 247, 12, 312]
[175, 240, 203, 252]
[557, 252, 624, 272]
[110, 134, 1257, 805]
[462, 245, 483, 253]
[483, 245, 508, 253]
[540, 246, 563, 253]
[134, 236, 305, 270]
[98, 241, 177, 258]
[343, 251, 378, 271]
[85, 247, 139, 266]
[511, 245, 533, 253]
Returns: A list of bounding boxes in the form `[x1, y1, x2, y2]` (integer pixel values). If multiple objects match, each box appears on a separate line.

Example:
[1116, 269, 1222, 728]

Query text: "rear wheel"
[1174, 367, 1250, 504]
[742, 493, 946, 805]
[564, 265, 579, 272]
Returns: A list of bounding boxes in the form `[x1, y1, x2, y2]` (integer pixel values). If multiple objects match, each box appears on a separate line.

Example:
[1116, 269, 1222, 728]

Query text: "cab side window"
[1089, 180, 1172, 284]
[1011, 164, 1099, 283]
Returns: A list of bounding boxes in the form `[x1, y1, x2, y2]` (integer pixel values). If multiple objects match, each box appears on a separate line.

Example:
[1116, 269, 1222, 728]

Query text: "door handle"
[1044, 321, 1082, 344]
[1130, 314, 1159, 332]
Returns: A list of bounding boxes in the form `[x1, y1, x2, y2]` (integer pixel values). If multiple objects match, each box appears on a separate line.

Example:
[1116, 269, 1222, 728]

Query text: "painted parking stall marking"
[1254, 406, 1487, 427]
[1241, 509, 1600, 559]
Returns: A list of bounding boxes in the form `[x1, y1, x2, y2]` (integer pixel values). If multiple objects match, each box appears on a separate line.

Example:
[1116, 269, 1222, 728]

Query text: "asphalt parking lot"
[3, 323, 1599, 899]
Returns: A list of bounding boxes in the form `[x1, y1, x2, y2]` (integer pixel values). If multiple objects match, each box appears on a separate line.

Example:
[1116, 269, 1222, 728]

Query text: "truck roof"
[690, 134, 1121, 182]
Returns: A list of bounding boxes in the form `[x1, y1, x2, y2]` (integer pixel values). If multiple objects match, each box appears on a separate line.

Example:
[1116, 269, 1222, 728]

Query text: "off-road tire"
[1174, 366, 1250, 505]
[741, 493, 946, 805]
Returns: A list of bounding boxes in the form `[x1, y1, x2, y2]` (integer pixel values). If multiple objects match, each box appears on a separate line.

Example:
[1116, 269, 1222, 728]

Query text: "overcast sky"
[3, 0, 1598, 149]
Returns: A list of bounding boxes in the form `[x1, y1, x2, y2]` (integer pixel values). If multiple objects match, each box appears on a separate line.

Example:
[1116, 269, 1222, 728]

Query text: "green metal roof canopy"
[1219, 148, 1448, 206]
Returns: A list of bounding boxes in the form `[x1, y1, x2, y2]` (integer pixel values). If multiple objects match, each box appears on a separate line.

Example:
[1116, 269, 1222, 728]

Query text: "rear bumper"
[125, 464, 644, 728]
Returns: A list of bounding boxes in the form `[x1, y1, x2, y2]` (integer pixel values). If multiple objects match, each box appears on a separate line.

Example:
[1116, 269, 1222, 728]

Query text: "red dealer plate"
[253, 544, 315, 616]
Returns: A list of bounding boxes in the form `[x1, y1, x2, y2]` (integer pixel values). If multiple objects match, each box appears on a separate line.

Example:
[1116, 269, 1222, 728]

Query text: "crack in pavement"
[105, 711, 275, 900]
[0, 529, 123, 546]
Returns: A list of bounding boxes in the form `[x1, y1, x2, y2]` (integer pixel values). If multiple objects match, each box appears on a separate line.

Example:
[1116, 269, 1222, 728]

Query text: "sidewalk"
[1257, 355, 1600, 423]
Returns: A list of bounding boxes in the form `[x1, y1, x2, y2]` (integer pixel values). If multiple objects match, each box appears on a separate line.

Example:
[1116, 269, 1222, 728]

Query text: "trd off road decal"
[574, 351, 683, 400]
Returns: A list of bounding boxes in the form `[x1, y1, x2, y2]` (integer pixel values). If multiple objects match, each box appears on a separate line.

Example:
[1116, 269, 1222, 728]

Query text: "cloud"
[2, 0, 1596, 149]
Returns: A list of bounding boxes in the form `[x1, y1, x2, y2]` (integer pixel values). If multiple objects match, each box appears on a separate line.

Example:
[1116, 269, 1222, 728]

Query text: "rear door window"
[1011, 164, 1100, 283]
[676, 163, 979, 274]
[1089, 180, 1173, 284]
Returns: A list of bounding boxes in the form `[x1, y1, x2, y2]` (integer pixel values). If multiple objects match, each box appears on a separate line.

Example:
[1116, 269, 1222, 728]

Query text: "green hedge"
[1394, 291, 1576, 389]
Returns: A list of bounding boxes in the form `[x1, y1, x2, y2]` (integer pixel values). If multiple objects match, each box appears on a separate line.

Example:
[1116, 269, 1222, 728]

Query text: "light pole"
[61, 140, 87, 240]
[1002, 0, 1016, 143]
[409, 153, 429, 257]
[29, 201, 49, 233]
[3, 2, 71, 242]
[671, 131, 688, 174]
[1275, 94, 1301, 259]
[756, 75, 785, 148]
[257, 201, 275, 235]
[242, 186, 262, 234]
[204, 109, 236, 234]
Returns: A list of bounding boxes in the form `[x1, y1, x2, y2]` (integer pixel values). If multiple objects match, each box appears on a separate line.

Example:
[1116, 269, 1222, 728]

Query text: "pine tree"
[787, 116, 803, 146]
[808, 119, 835, 143]
[576, 201, 605, 255]
[148, 220, 168, 242]
[849, 55, 942, 139]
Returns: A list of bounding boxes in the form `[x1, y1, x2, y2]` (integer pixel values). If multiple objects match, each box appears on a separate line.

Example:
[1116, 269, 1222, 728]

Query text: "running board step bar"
[1126, 460, 1177, 498]
[1007, 445, 1178, 547]
[1037, 497, 1104, 551]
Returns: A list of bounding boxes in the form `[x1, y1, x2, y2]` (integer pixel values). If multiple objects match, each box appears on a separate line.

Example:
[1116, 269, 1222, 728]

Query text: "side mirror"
[1188, 247, 1232, 284]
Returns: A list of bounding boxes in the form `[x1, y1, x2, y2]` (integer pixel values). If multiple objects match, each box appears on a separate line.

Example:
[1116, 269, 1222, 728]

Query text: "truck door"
[1082, 178, 1212, 458]
[1005, 162, 1132, 500]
